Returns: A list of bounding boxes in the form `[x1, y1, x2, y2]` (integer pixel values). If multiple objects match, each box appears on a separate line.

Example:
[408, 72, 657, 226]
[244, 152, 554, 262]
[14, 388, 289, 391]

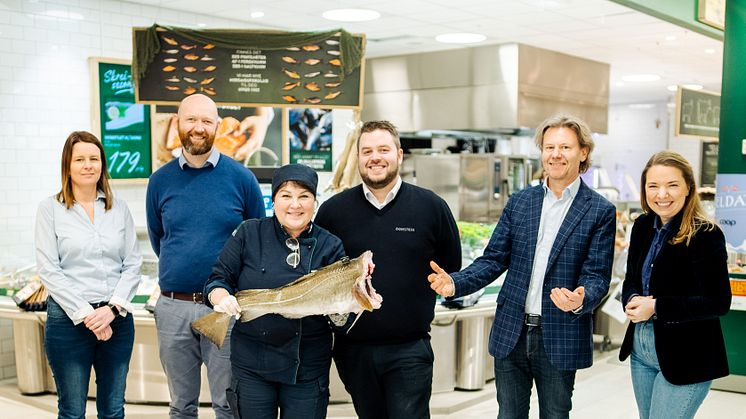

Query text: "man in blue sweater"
[146, 94, 264, 419]
[315, 120, 462, 419]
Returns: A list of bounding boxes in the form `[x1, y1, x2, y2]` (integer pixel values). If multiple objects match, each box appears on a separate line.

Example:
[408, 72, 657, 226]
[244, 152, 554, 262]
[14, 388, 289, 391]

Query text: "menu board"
[90, 58, 152, 180]
[675, 86, 721, 139]
[133, 28, 364, 109]
[701, 141, 719, 187]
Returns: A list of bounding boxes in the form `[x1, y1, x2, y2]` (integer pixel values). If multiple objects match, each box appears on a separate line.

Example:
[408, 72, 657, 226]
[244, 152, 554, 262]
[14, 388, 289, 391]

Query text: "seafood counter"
[0, 291, 501, 403]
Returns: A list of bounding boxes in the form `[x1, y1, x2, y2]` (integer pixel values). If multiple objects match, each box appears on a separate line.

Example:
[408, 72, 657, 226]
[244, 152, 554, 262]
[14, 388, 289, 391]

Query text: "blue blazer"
[451, 180, 616, 370]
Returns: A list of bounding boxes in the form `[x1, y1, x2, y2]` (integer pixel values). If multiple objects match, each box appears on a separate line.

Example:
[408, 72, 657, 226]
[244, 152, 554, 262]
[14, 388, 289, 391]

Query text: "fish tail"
[191, 311, 231, 348]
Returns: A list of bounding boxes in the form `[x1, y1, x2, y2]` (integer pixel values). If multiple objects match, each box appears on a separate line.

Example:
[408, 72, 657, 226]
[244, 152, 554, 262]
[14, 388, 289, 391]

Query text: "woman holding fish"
[204, 164, 345, 419]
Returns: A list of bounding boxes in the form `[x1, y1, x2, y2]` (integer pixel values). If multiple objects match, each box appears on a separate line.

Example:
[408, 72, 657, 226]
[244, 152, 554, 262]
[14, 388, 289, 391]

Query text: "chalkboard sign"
[90, 58, 152, 181]
[701, 141, 719, 187]
[133, 28, 364, 109]
[675, 87, 720, 139]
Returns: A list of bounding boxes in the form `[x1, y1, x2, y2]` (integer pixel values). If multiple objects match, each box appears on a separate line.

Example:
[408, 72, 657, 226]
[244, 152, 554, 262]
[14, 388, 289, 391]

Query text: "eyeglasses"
[285, 238, 300, 268]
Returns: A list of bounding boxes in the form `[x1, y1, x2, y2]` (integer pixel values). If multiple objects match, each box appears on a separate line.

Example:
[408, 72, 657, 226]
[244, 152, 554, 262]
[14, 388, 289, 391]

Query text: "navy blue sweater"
[146, 156, 264, 293]
[315, 182, 462, 344]
[204, 217, 345, 384]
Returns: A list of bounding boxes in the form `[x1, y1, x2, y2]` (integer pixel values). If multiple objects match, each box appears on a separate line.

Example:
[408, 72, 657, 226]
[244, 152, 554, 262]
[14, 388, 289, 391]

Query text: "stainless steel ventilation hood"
[361, 43, 609, 134]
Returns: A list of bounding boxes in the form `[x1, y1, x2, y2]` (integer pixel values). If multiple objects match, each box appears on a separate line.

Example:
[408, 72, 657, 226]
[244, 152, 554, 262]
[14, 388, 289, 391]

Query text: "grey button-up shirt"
[35, 193, 142, 324]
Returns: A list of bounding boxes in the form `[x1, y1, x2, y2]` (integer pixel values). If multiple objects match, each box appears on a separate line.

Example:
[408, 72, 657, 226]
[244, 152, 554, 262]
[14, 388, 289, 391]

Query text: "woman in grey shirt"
[35, 131, 141, 418]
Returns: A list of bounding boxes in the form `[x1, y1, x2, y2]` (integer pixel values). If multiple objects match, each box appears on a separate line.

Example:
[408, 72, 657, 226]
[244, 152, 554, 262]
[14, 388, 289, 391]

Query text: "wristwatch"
[108, 303, 120, 317]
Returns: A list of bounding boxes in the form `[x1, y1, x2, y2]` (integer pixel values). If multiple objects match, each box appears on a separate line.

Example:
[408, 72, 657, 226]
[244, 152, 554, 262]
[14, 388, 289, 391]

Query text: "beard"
[360, 163, 399, 190]
[178, 125, 215, 156]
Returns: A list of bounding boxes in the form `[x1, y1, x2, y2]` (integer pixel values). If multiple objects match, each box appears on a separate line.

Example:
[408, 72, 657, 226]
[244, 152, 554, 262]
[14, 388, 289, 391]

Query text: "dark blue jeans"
[45, 298, 134, 419]
[333, 338, 434, 419]
[494, 325, 576, 419]
[229, 366, 329, 419]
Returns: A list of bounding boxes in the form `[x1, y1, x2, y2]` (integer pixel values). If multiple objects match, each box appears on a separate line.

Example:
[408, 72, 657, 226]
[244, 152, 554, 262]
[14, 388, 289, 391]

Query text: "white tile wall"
[595, 102, 671, 202]
[0, 0, 262, 380]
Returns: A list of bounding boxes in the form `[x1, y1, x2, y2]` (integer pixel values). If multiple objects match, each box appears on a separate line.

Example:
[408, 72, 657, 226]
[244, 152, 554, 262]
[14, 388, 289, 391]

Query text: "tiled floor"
[1, 351, 744, 418]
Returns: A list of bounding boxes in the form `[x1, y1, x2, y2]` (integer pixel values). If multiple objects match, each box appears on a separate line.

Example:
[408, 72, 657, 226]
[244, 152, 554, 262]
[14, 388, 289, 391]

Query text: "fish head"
[352, 250, 382, 312]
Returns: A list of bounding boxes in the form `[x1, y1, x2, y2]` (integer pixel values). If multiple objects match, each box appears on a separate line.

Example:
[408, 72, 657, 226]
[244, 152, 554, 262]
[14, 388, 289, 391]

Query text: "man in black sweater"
[315, 120, 462, 419]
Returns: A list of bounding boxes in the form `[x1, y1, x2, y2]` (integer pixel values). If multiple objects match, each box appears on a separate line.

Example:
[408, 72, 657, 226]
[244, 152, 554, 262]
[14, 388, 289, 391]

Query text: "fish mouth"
[352, 251, 382, 311]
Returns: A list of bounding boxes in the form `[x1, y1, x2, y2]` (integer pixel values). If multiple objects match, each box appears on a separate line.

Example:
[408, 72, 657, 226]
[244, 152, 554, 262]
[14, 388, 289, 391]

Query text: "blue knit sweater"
[146, 156, 265, 292]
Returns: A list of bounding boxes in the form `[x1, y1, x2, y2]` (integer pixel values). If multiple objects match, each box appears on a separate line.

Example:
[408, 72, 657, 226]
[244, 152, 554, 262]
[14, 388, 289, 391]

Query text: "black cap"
[271, 164, 318, 198]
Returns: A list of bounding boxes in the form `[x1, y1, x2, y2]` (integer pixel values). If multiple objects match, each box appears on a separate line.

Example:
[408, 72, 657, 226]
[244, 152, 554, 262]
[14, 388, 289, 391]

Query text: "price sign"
[91, 58, 152, 180]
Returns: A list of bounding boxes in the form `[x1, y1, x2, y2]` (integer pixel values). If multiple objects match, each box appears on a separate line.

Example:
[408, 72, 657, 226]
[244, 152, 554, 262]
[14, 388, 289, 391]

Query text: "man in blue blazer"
[429, 114, 616, 419]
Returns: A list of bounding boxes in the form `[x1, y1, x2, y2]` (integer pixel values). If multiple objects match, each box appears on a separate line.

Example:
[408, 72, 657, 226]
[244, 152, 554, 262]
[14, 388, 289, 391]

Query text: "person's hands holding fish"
[210, 288, 242, 319]
[428, 261, 455, 297]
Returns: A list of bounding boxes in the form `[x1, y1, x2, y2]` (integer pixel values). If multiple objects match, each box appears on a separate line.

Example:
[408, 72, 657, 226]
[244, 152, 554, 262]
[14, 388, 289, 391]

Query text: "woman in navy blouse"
[205, 164, 346, 419]
[619, 151, 731, 419]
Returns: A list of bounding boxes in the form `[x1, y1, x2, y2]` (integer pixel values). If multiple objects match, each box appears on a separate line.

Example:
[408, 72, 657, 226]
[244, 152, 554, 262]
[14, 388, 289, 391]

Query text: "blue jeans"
[154, 295, 234, 419]
[44, 297, 134, 419]
[493, 325, 576, 419]
[630, 321, 711, 419]
[333, 338, 434, 419]
[228, 366, 329, 419]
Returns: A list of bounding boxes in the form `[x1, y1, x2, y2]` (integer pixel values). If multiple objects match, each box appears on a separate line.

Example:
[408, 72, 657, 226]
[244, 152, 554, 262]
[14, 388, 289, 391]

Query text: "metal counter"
[0, 296, 499, 403]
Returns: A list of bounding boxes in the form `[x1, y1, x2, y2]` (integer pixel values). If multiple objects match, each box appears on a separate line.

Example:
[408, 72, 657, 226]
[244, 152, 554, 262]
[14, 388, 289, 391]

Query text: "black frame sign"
[675, 86, 720, 139]
[133, 28, 364, 109]
[89, 58, 152, 181]
[700, 141, 719, 187]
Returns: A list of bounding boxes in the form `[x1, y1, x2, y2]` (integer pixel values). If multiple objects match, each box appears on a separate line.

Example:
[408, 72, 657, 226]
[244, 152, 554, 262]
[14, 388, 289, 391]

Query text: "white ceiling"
[126, 0, 724, 105]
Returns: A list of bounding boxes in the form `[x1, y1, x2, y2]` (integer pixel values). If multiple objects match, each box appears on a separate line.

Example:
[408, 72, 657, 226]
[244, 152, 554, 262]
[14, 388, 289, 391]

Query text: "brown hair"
[358, 120, 401, 150]
[640, 150, 715, 245]
[56, 131, 113, 210]
[534, 113, 595, 173]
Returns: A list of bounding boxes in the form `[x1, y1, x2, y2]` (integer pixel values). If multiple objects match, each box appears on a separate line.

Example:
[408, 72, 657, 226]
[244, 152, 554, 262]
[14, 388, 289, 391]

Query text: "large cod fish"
[192, 250, 381, 347]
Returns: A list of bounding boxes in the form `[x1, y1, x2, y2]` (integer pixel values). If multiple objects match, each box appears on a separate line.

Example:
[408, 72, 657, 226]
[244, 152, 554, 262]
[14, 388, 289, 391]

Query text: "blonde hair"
[640, 150, 714, 245]
[56, 131, 113, 211]
[534, 113, 595, 173]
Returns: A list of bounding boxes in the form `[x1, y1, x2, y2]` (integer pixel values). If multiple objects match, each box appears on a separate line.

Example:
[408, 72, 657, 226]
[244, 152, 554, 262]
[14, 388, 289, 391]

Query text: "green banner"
[97, 62, 152, 179]
[718, 0, 746, 174]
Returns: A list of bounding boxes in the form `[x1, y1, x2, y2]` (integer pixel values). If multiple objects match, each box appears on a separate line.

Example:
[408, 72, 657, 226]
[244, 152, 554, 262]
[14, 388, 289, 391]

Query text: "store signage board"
[133, 27, 365, 109]
[675, 86, 721, 139]
[698, 0, 726, 31]
[715, 173, 746, 252]
[288, 108, 333, 171]
[89, 58, 152, 182]
[701, 141, 719, 187]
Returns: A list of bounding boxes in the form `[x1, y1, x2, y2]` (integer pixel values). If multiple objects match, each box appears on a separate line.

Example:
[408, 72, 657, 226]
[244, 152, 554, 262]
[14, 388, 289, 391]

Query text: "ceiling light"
[666, 85, 678, 92]
[665, 35, 676, 41]
[250, 11, 265, 18]
[621, 74, 661, 82]
[322, 9, 380, 22]
[704, 48, 716, 54]
[435, 33, 486, 44]
[682, 84, 703, 90]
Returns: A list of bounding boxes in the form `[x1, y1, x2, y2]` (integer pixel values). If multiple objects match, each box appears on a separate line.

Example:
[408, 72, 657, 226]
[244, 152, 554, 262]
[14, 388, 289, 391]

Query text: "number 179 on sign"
[108, 151, 142, 174]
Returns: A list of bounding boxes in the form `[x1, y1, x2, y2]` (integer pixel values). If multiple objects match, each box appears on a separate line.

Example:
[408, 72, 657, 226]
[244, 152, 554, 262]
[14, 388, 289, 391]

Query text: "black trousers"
[333, 338, 434, 419]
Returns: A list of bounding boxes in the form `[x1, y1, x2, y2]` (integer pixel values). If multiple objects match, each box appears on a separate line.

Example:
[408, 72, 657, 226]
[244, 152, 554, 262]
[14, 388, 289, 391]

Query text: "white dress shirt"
[525, 176, 581, 315]
[362, 176, 403, 209]
[35, 193, 142, 324]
